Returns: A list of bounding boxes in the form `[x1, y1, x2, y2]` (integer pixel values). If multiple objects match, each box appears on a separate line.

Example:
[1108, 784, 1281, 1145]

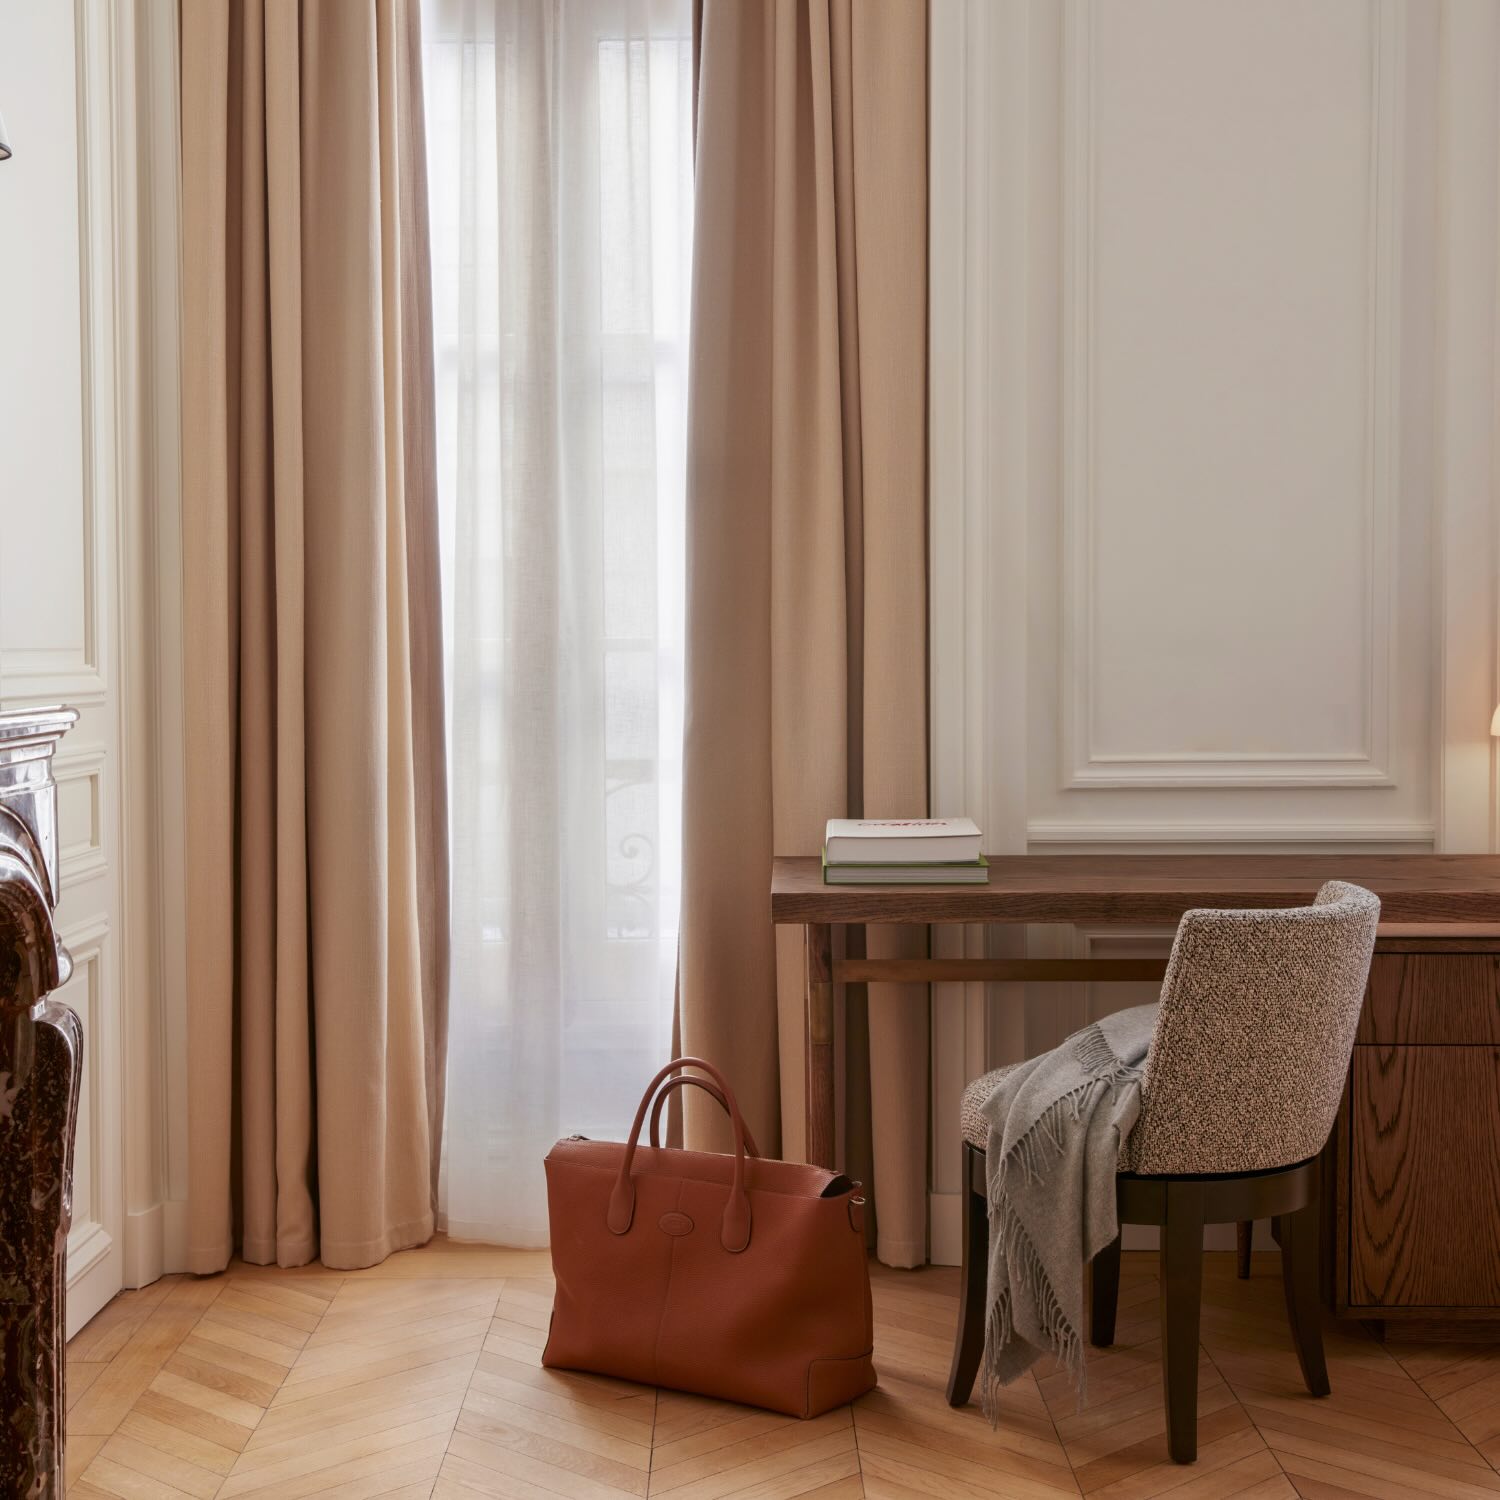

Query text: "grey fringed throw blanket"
[977, 1002, 1158, 1416]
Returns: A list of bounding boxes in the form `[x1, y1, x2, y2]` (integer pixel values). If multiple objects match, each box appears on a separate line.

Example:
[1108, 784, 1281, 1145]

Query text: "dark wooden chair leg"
[1277, 1200, 1330, 1397]
[946, 1143, 988, 1407]
[1090, 1233, 1122, 1347]
[1160, 1181, 1206, 1464]
[1236, 1220, 1253, 1279]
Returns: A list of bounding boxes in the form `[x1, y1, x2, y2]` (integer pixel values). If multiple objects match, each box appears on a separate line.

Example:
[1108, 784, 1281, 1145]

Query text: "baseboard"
[123, 1202, 164, 1288]
[124, 1198, 190, 1288]
[67, 1220, 115, 1287]
[929, 1190, 962, 1266]
[163, 1197, 188, 1272]
[67, 1224, 120, 1336]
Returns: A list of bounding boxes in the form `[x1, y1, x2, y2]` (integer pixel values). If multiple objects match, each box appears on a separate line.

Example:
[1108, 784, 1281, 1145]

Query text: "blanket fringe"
[991, 1023, 1138, 1196]
[982, 1020, 1143, 1419]
[1072, 1020, 1137, 1081]
[979, 1201, 1083, 1423]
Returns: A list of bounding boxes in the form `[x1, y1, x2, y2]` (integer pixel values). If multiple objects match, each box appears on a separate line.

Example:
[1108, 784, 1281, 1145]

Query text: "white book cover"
[824, 817, 982, 865]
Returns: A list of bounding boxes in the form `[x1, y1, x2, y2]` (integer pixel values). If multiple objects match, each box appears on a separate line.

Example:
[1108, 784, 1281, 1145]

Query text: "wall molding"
[55, 915, 111, 1297]
[111, 0, 189, 1286]
[55, 740, 107, 883]
[1435, 1, 1500, 852]
[57, 0, 130, 1329]
[1058, 0, 1405, 790]
[1027, 818, 1436, 846]
[927, 0, 1035, 1263]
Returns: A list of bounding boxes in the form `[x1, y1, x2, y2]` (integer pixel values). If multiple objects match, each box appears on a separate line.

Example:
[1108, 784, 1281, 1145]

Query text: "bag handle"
[608, 1057, 752, 1252]
[648, 1075, 762, 1156]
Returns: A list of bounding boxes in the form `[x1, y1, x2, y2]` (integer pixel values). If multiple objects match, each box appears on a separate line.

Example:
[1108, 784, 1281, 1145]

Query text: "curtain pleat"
[180, 0, 449, 1272]
[392, 0, 451, 1221]
[680, 0, 929, 1266]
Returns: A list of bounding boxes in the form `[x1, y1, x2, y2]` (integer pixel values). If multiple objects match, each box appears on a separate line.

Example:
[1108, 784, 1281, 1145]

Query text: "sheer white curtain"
[423, 0, 692, 1244]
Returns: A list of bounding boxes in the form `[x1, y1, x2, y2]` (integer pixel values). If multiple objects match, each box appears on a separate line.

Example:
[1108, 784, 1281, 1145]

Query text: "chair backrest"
[1124, 881, 1380, 1176]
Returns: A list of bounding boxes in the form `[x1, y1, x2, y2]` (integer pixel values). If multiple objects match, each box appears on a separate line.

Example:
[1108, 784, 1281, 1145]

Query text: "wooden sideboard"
[1327, 930, 1500, 1326]
[771, 855, 1500, 1327]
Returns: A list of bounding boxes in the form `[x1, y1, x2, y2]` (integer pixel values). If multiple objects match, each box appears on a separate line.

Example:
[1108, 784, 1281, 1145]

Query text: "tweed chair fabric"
[960, 1062, 1020, 1150]
[959, 881, 1380, 1171]
[1120, 880, 1379, 1175]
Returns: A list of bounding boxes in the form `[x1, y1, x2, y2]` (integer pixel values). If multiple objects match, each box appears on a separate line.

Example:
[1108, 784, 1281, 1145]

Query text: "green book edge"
[821, 848, 988, 871]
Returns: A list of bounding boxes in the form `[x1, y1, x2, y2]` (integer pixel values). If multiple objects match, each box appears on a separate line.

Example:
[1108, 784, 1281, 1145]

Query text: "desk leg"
[806, 923, 836, 1168]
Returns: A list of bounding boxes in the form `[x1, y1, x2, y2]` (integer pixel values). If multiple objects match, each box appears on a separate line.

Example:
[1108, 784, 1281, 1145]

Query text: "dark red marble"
[0, 1001, 81, 1498]
[0, 708, 82, 1499]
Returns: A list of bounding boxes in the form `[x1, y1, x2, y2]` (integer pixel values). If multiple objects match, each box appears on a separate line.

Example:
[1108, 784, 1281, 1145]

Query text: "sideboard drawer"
[1356, 954, 1500, 1045]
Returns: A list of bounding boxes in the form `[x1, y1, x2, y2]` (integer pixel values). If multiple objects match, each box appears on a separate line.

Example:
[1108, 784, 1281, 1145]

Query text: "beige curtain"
[679, 0, 930, 1266]
[180, 0, 449, 1273]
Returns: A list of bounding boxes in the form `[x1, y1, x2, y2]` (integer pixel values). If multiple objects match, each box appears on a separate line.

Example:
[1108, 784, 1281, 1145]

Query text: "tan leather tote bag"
[542, 1057, 876, 1417]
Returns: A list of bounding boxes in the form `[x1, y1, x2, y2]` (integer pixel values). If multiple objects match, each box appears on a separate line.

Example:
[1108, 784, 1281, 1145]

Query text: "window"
[423, 0, 692, 1243]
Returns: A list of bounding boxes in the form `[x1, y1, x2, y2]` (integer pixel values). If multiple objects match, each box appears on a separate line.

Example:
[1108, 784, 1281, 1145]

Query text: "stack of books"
[822, 818, 987, 884]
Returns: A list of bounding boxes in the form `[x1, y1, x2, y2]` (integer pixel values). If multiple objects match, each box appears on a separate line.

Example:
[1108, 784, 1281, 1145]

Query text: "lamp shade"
[0, 108, 9, 161]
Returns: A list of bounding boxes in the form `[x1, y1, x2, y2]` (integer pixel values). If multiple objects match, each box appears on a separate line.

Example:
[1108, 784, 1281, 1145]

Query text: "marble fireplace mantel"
[0, 704, 82, 1498]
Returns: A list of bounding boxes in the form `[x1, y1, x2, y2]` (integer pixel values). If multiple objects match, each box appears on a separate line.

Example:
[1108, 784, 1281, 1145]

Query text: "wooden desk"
[771, 853, 1500, 1170]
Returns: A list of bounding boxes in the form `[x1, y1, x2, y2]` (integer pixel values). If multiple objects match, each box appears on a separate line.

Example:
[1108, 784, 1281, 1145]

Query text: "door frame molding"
[109, 0, 190, 1291]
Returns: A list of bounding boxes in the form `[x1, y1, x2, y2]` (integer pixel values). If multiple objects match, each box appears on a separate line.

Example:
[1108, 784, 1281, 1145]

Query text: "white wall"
[0, 0, 125, 1329]
[0, 0, 185, 1319]
[928, 0, 1500, 1262]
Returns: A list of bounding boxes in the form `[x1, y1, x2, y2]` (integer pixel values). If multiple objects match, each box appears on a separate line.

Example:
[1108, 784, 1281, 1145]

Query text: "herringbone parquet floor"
[63, 1236, 1500, 1498]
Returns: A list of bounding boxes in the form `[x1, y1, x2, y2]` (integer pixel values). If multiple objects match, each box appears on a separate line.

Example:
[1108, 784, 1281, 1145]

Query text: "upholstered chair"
[947, 881, 1380, 1464]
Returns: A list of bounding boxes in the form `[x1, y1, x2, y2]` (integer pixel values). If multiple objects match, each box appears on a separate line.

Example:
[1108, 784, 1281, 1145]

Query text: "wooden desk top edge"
[770, 853, 1500, 926]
